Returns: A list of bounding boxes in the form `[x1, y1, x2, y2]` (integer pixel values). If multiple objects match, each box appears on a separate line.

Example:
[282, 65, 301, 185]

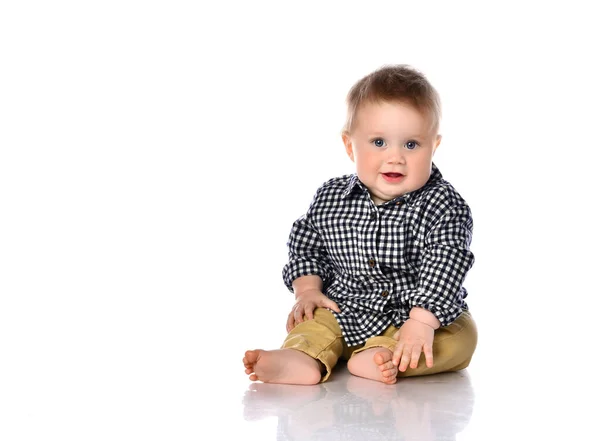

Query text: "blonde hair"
[343, 64, 441, 135]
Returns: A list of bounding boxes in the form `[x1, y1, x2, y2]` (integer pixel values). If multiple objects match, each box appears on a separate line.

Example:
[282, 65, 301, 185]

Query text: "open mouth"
[382, 172, 404, 183]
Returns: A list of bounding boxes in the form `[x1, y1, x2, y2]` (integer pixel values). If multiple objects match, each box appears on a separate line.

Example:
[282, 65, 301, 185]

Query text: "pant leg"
[281, 307, 346, 382]
[351, 310, 478, 377]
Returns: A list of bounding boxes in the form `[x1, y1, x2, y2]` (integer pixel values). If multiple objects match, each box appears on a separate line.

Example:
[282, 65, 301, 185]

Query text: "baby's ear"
[342, 133, 355, 162]
[433, 134, 442, 153]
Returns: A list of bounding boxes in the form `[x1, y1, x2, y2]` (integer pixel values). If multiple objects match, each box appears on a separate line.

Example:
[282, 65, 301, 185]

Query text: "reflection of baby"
[346, 372, 474, 441]
[243, 368, 474, 441]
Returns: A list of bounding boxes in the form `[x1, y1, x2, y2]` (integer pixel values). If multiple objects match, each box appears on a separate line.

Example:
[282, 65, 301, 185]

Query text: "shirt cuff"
[282, 261, 328, 292]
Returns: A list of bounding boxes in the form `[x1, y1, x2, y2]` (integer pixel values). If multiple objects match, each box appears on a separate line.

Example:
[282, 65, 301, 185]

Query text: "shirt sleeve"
[409, 203, 475, 326]
[282, 190, 332, 292]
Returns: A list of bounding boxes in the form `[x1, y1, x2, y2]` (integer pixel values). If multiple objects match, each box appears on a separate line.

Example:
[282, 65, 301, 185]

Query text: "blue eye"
[372, 138, 386, 148]
[405, 141, 419, 150]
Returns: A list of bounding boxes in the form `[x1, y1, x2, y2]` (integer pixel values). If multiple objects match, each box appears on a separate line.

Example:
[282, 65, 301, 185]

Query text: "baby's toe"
[378, 360, 395, 371]
[381, 367, 397, 377]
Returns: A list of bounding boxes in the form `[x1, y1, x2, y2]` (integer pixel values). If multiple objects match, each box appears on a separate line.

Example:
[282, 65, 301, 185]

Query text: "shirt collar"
[342, 162, 444, 204]
[341, 174, 363, 199]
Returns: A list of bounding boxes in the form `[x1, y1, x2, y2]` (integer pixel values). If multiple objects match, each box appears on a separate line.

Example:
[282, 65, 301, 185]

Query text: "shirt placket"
[366, 205, 391, 305]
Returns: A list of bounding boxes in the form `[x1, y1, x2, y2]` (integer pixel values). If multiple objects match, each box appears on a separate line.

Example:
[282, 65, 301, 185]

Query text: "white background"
[1, 1, 599, 439]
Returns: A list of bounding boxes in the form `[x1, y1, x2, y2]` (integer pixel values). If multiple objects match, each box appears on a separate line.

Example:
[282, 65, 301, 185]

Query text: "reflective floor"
[231, 353, 595, 441]
[242, 365, 474, 441]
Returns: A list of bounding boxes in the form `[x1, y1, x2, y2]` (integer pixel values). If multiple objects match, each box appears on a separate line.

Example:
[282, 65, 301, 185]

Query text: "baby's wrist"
[407, 317, 436, 329]
[292, 275, 323, 298]
[409, 307, 441, 330]
[294, 287, 321, 298]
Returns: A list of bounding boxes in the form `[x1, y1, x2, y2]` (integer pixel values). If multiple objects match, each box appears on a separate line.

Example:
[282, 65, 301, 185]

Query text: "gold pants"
[281, 307, 477, 382]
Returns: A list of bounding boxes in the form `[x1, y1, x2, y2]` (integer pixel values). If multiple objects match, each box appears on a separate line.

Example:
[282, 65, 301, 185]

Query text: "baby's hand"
[392, 319, 435, 372]
[286, 289, 340, 333]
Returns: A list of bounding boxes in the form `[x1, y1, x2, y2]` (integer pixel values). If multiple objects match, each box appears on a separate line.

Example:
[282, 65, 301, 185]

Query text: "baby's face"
[343, 100, 441, 205]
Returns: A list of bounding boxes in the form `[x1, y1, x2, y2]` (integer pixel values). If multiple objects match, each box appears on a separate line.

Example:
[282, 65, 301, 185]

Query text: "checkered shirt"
[282, 163, 475, 346]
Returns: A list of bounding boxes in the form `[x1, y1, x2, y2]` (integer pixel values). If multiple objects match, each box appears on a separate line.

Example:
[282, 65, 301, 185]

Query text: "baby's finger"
[399, 346, 412, 372]
[286, 312, 295, 333]
[409, 346, 422, 369]
[423, 344, 434, 368]
[304, 305, 315, 321]
[293, 304, 305, 324]
[392, 343, 404, 366]
[322, 298, 341, 313]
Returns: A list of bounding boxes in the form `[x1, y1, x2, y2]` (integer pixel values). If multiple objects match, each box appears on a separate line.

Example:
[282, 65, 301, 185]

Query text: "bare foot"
[243, 349, 323, 385]
[347, 347, 398, 384]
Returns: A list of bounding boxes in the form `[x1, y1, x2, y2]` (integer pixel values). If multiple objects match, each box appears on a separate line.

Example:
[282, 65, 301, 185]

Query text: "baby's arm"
[394, 201, 474, 370]
[282, 187, 336, 332]
[412, 202, 474, 325]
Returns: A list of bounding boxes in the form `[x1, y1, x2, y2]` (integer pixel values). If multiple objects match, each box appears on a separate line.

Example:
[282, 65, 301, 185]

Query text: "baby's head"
[342, 65, 442, 205]
[343, 64, 441, 135]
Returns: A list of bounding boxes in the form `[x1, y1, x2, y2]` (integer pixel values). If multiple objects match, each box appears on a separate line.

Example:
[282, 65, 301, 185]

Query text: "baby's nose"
[386, 145, 405, 163]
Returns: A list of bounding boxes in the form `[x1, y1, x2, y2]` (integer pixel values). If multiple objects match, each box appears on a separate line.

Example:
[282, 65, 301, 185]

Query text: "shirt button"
[382, 290, 389, 297]
[370, 212, 377, 220]
[368, 258, 376, 268]
[396, 200, 403, 206]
